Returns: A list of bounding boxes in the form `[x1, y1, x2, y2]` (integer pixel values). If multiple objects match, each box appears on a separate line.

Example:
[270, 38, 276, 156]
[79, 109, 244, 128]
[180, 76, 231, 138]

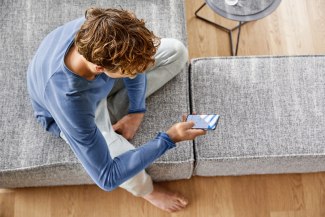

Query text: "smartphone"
[186, 114, 220, 130]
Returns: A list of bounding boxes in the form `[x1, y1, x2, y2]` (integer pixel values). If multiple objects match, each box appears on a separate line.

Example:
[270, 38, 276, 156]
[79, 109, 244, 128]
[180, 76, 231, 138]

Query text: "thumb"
[189, 129, 207, 136]
[182, 114, 187, 122]
[112, 122, 120, 131]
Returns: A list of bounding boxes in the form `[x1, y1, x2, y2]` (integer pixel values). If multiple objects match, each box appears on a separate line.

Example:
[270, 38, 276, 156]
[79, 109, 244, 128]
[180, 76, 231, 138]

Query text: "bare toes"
[179, 198, 188, 205]
[174, 194, 188, 206]
[166, 207, 176, 213]
[175, 204, 184, 210]
[177, 202, 186, 208]
[169, 206, 179, 213]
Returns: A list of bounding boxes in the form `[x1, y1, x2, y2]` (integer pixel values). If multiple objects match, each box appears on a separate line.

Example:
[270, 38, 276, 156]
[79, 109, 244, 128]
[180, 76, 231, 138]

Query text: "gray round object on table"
[205, 0, 282, 22]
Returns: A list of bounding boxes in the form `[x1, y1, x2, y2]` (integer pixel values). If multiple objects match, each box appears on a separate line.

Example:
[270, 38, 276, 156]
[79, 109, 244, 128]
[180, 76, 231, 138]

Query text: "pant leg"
[107, 38, 188, 124]
[60, 98, 154, 197]
[145, 38, 189, 97]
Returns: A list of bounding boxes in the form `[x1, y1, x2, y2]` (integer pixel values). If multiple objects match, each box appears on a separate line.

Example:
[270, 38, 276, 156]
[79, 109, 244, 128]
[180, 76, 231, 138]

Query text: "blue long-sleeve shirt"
[27, 17, 176, 191]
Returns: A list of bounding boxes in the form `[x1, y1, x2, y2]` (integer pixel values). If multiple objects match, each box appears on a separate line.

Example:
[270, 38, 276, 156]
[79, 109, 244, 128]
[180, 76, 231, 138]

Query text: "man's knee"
[158, 38, 189, 74]
[163, 38, 188, 64]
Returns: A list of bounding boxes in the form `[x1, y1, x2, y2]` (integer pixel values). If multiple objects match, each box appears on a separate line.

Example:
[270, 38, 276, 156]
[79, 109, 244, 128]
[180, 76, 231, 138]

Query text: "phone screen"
[186, 114, 220, 130]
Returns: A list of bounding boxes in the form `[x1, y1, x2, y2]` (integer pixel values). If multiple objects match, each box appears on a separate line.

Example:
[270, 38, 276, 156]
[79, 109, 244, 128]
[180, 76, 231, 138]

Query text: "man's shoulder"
[35, 16, 85, 59]
[44, 17, 85, 40]
[30, 17, 86, 94]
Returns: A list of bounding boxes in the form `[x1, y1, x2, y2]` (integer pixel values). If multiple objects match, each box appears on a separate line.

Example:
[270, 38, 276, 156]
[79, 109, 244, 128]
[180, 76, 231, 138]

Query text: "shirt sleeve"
[29, 99, 61, 137]
[123, 73, 147, 114]
[44, 77, 175, 192]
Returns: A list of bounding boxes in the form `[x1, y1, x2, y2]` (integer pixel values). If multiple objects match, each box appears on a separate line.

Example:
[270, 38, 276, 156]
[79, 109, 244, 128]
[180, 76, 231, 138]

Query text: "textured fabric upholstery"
[0, 0, 190, 188]
[190, 56, 325, 176]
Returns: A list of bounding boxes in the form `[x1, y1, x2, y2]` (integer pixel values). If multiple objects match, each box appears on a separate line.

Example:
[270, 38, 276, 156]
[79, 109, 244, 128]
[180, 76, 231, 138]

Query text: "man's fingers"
[182, 112, 199, 122]
[182, 121, 195, 129]
[182, 114, 187, 122]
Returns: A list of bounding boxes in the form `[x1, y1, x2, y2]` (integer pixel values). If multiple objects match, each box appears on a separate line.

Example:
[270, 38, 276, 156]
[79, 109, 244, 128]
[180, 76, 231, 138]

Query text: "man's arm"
[123, 73, 147, 114]
[112, 73, 147, 140]
[44, 77, 176, 192]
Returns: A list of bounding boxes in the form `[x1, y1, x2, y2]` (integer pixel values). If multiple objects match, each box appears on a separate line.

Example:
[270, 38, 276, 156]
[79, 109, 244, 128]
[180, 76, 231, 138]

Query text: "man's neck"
[64, 44, 97, 80]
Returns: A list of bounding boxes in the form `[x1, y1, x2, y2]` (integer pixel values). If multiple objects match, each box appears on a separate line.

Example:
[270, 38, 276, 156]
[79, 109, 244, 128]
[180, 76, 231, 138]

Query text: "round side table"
[195, 0, 282, 56]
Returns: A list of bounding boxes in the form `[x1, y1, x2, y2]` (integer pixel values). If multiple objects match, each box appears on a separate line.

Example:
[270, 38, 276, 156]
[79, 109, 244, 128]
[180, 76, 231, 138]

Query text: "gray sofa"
[1, 0, 325, 189]
[190, 56, 325, 176]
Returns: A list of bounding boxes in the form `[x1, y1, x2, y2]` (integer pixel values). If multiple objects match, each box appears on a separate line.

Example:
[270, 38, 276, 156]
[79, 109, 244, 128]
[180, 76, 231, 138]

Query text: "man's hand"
[166, 113, 207, 143]
[112, 113, 144, 140]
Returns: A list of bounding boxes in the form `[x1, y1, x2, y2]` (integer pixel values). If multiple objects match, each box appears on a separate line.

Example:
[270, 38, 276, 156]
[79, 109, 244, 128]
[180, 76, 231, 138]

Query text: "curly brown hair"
[75, 8, 160, 76]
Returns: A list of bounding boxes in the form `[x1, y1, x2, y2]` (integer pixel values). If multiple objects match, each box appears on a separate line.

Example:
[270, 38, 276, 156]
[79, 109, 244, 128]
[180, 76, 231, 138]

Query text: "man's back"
[27, 17, 84, 102]
[26, 17, 111, 137]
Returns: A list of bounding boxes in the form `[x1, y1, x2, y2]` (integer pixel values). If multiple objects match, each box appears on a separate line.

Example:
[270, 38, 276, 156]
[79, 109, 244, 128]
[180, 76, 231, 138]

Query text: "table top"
[205, 0, 282, 22]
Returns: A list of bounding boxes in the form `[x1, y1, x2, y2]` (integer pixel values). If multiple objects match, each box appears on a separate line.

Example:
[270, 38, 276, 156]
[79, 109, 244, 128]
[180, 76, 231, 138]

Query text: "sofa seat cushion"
[190, 56, 325, 176]
[0, 0, 190, 188]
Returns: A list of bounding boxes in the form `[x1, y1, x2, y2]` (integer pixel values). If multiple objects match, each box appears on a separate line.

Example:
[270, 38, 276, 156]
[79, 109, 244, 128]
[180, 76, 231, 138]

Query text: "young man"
[27, 8, 206, 213]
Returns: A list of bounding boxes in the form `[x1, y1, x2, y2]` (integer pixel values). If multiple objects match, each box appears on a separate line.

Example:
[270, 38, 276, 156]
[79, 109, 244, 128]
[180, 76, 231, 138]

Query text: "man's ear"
[95, 66, 105, 73]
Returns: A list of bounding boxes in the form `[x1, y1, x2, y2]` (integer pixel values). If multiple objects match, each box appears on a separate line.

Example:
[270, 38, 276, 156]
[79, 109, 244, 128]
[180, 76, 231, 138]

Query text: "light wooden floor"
[1, 0, 325, 216]
[187, 0, 325, 57]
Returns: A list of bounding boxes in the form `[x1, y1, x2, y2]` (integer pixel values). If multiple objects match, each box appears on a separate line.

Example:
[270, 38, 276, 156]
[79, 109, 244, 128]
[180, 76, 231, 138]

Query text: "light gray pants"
[61, 38, 188, 196]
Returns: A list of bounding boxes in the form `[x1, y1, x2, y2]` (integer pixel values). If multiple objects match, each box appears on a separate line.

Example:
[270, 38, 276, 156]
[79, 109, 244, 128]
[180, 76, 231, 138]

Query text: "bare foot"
[142, 183, 189, 213]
